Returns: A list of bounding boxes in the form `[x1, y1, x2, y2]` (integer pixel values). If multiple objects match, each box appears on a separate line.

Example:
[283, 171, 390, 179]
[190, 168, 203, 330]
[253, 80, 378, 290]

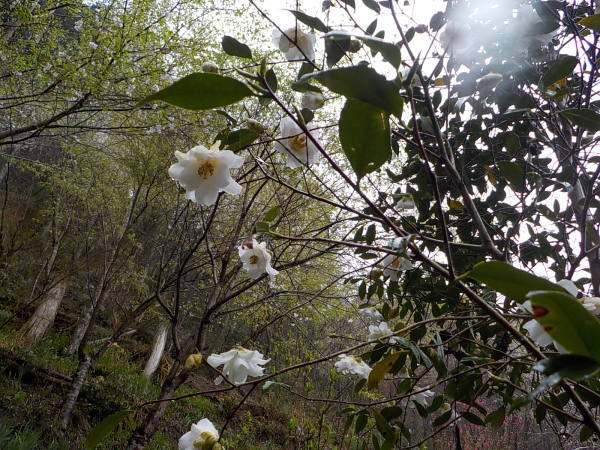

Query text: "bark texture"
[20, 279, 68, 345]
[143, 322, 168, 379]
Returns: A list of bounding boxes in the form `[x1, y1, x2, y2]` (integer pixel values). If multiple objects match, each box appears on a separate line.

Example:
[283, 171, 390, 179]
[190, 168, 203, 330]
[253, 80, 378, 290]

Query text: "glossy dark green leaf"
[485, 407, 505, 427]
[221, 36, 253, 59]
[141, 73, 253, 110]
[533, 354, 600, 380]
[527, 291, 600, 361]
[462, 411, 485, 426]
[541, 55, 578, 88]
[300, 65, 403, 116]
[215, 128, 260, 151]
[559, 109, 600, 132]
[362, 0, 380, 13]
[429, 11, 445, 31]
[287, 10, 329, 33]
[265, 68, 278, 92]
[497, 160, 525, 192]
[579, 14, 600, 32]
[340, 99, 391, 181]
[457, 261, 564, 304]
[85, 410, 132, 449]
[324, 31, 400, 68]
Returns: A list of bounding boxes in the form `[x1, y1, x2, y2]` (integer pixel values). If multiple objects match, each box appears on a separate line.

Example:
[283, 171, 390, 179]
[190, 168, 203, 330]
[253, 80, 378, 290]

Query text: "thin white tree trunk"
[20, 278, 68, 345]
[143, 322, 168, 378]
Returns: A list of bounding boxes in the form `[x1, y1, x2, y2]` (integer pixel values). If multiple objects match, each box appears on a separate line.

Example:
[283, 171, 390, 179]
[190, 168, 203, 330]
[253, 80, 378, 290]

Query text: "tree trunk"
[60, 353, 92, 429]
[127, 365, 189, 450]
[20, 278, 67, 345]
[143, 322, 168, 379]
[66, 289, 102, 355]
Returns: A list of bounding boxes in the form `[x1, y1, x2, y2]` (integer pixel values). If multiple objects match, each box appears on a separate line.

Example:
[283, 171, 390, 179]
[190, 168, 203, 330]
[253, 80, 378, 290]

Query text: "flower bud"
[184, 353, 203, 371]
[301, 91, 325, 111]
[201, 62, 219, 73]
[245, 119, 267, 133]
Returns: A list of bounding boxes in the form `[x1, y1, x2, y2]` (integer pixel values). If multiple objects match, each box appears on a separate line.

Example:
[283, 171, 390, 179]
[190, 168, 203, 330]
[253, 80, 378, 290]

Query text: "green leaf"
[457, 261, 564, 304]
[432, 410, 452, 427]
[262, 205, 281, 223]
[503, 132, 521, 155]
[339, 98, 391, 181]
[462, 411, 485, 426]
[485, 407, 505, 427]
[578, 14, 600, 32]
[299, 65, 403, 116]
[533, 354, 600, 381]
[497, 160, 525, 192]
[221, 36, 253, 59]
[325, 34, 351, 67]
[85, 410, 132, 449]
[527, 291, 600, 361]
[559, 109, 600, 132]
[287, 10, 329, 33]
[367, 351, 402, 389]
[255, 221, 271, 233]
[215, 128, 260, 151]
[324, 31, 400, 68]
[541, 55, 578, 88]
[362, 0, 380, 13]
[141, 73, 253, 110]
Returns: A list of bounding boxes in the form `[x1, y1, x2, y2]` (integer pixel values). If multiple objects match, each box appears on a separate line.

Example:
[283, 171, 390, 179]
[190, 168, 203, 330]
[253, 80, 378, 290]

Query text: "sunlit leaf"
[541, 55, 578, 89]
[578, 14, 600, 32]
[367, 351, 402, 389]
[85, 410, 132, 449]
[339, 98, 391, 181]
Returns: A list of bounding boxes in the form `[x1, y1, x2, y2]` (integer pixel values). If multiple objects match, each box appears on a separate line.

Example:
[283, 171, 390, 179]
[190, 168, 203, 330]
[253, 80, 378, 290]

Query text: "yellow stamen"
[249, 255, 259, 264]
[290, 134, 307, 153]
[197, 159, 216, 179]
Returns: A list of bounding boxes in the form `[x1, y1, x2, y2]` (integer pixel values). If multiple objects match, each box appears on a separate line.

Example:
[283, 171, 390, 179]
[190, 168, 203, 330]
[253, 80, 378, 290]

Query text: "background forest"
[1, 0, 600, 449]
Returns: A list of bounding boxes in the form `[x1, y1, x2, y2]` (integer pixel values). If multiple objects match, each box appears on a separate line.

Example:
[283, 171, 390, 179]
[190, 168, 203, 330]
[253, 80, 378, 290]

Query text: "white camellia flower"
[513, 4, 557, 47]
[201, 61, 219, 73]
[359, 307, 383, 321]
[476, 73, 503, 92]
[410, 389, 435, 408]
[440, 21, 470, 55]
[381, 254, 413, 282]
[301, 91, 325, 110]
[178, 418, 220, 450]
[581, 297, 600, 315]
[557, 279, 578, 297]
[238, 239, 279, 280]
[271, 26, 316, 61]
[521, 300, 567, 353]
[207, 346, 270, 385]
[168, 142, 244, 206]
[368, 322, 400, 343]
[274, 116, 321, 169]
[335, 354, 372, 380]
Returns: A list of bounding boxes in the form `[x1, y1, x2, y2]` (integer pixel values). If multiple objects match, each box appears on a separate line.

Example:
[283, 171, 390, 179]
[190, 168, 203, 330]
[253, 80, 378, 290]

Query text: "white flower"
[89, 41, 98, 50]
[178, 418, 219, 450]
[521, 300, 554, 347]
[168, 142, 244, 206]
[410, 389, 435, 408]
[368, 322, 400, 343]
[581, 297, 600, 315]
[238, 239, 279, 280]
[557, 279, 578, 297]
[74, 19, 83, 31]
[271, 26, 316, 61]
[206, 346, 270, 385]
[274, 117, 321, 169]
[476, 73, 503, 92]
[514, 4, 556, 47]
[381, 254, 413, 282]
[201, 61, 219, 73]
[440, 21, 470, 55]
[301, 91, 325, 110]
[359, 307, 383, 321]
[335, 354, 372, 380]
